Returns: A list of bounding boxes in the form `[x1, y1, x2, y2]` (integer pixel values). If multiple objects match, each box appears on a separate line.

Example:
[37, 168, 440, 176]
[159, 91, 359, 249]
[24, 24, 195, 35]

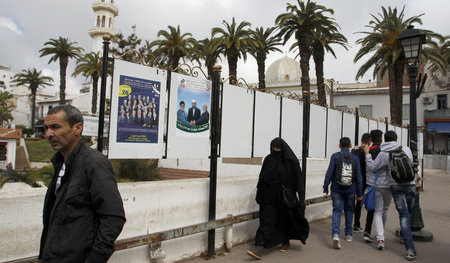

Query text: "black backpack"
[389, 147, 415, 183]
[336, 152, 355, 187]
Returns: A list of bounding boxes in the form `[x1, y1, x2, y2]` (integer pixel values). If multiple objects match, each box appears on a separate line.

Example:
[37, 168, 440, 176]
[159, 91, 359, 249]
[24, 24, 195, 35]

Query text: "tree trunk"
[299, 43, 311, 93]
[171, 56, 180, 71]
[389, 62, 405, 125]
[256, 54, 266, 90]
[228, 55, 238, 85]
[59, 57, 68, 105]
[313, 44, 326, 106]
[30, 85, 37, 128]
[92, 74, 99, 114]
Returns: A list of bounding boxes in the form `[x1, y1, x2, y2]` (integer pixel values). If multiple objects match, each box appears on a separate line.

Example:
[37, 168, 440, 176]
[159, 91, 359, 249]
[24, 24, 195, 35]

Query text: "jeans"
[391, 184, 416, 252]
[374, 188, 392, 241]
[332, 192, 354, 237]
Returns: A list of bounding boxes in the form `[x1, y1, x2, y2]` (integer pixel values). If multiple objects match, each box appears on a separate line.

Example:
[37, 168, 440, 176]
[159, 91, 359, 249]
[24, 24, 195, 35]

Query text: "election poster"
[109, 59, 167, 159]
[116, 75, 160, 143]
[166, 73, 211, 158]
[175, 75, 211, 137]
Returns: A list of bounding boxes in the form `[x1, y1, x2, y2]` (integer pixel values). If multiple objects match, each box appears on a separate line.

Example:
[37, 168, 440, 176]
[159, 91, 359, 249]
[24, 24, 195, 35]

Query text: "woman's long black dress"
[254, 138, 309, 248]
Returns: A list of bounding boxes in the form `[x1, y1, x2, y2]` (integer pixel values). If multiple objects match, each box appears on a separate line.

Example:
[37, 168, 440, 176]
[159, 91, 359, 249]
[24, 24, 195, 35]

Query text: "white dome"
[265, 56, 301, 84]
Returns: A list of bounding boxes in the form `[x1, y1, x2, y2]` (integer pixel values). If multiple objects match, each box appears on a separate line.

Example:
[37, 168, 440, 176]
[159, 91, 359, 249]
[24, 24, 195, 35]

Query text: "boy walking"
[323, 137, 363, 249]
[365, 131, 417, 260]
[351, 133, 371, 234]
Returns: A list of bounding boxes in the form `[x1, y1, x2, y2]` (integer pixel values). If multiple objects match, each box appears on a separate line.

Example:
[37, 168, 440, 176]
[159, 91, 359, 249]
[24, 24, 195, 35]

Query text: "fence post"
[207, 65, 222, 259]
[163, 71, 172, 158]
[301, 91, 310, 202]
[385, 116, 389, 133]
[354, 107, 359, 146]
[97, 34, 110, 153]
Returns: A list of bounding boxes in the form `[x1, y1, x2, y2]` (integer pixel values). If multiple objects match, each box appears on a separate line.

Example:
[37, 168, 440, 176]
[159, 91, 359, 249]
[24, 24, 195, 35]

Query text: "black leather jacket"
[39, 140, 126, 263]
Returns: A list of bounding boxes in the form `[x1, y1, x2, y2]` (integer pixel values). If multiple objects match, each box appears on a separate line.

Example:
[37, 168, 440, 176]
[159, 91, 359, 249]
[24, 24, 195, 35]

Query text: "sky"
[0, 0, 448, 95]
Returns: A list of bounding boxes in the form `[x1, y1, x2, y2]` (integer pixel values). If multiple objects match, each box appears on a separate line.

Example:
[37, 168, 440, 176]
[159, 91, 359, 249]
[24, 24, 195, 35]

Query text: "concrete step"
[159, 168, 209, 180]
[15, 146, 30, 170]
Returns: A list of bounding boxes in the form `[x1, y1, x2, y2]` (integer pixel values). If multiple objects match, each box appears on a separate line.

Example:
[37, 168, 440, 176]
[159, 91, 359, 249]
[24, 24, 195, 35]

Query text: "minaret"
[88, 0, 119, 53]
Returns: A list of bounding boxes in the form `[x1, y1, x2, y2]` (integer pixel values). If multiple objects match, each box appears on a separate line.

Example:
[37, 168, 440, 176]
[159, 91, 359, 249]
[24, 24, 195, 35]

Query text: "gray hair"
[47, 105, 84, 127]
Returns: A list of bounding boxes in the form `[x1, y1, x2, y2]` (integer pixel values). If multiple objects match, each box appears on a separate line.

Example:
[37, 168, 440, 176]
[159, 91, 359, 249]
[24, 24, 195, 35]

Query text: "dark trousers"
[354, 198, 374, 234]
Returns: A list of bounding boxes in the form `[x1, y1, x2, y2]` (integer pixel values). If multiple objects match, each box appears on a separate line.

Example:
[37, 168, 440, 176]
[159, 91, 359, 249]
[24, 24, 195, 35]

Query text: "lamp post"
[397, 25, 433, 241]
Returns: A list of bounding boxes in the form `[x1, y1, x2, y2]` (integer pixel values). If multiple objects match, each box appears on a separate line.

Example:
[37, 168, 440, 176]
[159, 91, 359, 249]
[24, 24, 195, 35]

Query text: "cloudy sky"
[1, 0, 448, 94]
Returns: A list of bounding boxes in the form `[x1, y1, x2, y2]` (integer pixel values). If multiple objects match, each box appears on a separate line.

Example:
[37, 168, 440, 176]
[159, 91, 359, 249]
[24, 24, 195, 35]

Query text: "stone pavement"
[186, 169, 450, 263]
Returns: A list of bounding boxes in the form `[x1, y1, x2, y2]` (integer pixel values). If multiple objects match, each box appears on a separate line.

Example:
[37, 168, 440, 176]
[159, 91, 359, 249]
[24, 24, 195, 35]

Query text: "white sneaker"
[333, 235, 341, 249]
[345, 235, 353, 242]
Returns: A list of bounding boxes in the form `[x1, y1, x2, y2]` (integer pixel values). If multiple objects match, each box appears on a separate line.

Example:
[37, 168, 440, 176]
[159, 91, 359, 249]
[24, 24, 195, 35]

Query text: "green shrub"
[110, 159, 161, 182]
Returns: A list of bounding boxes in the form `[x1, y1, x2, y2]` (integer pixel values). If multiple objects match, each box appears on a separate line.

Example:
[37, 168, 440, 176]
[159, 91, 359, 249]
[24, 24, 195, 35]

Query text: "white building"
[0, 65, 54, 128]
[264, 56, 450, 154]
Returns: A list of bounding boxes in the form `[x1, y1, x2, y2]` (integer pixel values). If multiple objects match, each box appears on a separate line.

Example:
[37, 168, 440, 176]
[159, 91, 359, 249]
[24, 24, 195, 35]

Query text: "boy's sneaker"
[363, 232, 373, 243]
[353, 226, 363, 233]
[376, 240, 385, 250]
[332, 235, 341, 249]
[345, 235, 353, 242]
[405, 250, 417, 261]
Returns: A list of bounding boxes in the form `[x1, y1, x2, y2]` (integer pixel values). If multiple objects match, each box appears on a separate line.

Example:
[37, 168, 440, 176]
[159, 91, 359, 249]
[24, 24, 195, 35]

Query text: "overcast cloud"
[0, 0, 448, 94]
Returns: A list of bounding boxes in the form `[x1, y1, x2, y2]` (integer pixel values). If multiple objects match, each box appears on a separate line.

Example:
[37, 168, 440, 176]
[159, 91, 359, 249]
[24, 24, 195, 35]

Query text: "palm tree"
[193, 37, 223, 78]
[150, 25, 197, 70]
[311, 30, 348, 106]
[39, 37, 84, 104]
[354, 6, 446, 125]
[72, 52, 102, 114]
[12, 68, 54, 127]
[248, 27, 283, 90]
[212, 17, 251, 84]
[276, 0, 335, 94]
[0, 91, 15, 126]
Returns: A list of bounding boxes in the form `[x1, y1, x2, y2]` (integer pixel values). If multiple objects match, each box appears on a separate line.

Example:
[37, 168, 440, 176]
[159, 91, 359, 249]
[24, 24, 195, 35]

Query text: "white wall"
[0, 159, 331, 263]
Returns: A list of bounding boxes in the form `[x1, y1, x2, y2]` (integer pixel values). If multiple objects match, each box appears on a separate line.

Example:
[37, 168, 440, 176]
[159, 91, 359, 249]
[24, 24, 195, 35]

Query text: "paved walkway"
[186, 169, 450, 263]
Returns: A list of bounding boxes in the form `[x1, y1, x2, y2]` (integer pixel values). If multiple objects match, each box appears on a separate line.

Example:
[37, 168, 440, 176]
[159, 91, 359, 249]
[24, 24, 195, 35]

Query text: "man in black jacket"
[39, 105, 126, 263]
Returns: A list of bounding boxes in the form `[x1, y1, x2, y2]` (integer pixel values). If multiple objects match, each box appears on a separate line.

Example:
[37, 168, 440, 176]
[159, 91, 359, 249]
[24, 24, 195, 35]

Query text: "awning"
[427, 122, 450, 134]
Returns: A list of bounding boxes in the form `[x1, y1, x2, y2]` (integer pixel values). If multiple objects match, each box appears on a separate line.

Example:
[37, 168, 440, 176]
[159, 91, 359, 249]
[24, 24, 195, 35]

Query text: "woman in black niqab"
[247, 138, 309, 260]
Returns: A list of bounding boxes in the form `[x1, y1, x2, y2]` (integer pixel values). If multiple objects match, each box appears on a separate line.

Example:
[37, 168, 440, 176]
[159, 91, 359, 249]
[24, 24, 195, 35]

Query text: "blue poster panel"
[116, 75, 160, 143]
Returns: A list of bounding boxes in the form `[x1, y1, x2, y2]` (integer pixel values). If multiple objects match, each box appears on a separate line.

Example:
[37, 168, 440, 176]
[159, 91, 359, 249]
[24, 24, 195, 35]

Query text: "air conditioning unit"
[423, 96, 433, 104]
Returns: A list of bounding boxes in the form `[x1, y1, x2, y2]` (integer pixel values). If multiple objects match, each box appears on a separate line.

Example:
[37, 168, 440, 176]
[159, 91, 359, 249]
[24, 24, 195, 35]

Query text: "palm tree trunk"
[59, 57, 68, 105]
[30, 86, 37, 128]
[256, 54, 266, 90]
[299, 43, 311, 93]
[228, 55, 238, 85]
[92, 74, 99, 114]
[313, 44, 326, 106]
[392, 62, 405, 125]
[171, 56, 180, 71]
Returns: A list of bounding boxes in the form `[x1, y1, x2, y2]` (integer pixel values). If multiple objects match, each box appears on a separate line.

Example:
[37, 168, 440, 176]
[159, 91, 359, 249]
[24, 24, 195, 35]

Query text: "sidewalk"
[186, 169, 450, 263]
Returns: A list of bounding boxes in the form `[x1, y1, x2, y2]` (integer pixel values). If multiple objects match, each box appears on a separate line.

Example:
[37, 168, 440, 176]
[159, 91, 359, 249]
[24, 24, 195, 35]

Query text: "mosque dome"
[265, 56, 301, 84]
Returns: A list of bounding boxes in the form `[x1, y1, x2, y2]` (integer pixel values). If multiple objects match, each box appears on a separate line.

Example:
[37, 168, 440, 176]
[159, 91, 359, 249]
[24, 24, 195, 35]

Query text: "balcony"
[424, 109, 450, 122]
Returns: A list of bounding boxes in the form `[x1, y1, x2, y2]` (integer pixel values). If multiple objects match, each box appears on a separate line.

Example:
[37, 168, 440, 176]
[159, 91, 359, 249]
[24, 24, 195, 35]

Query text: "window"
[109, 17, 112, 28]
[335, 105, 347, 112]
[0, 145, 6, 161]
[402, 104, 410, 121]
[437, 94, 448, 110]
[359, 105, 373, 118]
[101, 16, 105, 28]
[97, 16, 100, 27]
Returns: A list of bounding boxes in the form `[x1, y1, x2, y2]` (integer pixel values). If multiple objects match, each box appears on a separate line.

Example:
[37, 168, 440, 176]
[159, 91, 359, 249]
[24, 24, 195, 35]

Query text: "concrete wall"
[424, 154, 449, 172]
[0, 159, 330, 263]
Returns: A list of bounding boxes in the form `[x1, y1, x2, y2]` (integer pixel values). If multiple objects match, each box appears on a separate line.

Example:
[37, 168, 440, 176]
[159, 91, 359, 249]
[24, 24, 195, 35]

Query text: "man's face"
[192, 102, 196, 108]
[44, 111, 82, 157]
[203, 105, 207, 112]
[180, 103, 185, 110]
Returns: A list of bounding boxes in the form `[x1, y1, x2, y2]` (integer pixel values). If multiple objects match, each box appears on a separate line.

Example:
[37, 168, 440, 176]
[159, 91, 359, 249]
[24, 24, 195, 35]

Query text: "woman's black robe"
[254, 138, 309, 248]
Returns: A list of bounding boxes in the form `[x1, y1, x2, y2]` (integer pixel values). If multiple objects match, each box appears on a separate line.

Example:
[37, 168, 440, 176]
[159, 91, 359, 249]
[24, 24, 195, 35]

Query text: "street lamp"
[397, 25, 433, 241]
